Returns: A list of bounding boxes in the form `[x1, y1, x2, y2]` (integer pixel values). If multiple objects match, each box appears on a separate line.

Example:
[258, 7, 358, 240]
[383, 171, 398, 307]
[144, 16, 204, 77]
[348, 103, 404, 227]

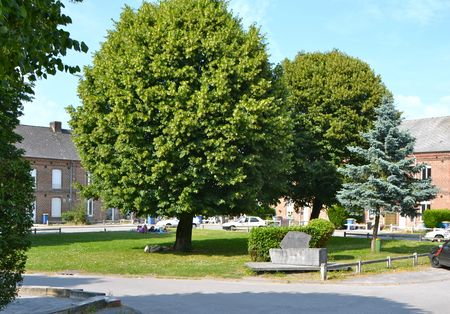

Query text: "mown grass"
[26, 230, 439, 279]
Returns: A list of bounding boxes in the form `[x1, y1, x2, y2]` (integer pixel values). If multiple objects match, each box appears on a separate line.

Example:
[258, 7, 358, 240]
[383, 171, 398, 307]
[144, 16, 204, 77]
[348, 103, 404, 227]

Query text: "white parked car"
[155, 217, 202, 228]
[424, 229, 450, 242]
[222, 216, 266, 230]
[156, 218, 179, 228]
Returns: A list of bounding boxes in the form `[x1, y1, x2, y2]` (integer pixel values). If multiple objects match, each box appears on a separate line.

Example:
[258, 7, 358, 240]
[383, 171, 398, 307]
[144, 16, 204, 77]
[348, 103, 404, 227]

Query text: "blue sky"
[21, 0, 450, 129]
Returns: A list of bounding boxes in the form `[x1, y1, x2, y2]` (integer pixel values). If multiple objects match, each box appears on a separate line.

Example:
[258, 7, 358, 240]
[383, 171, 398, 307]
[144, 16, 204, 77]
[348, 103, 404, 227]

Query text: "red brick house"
[393, 115, 450, 227]
[276, 116, 450, 227]
[15, 121, 112, 224]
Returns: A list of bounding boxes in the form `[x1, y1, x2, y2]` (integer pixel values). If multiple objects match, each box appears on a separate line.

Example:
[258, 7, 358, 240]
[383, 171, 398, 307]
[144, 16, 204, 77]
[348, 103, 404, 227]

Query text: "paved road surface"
[21, 268, 450, 313]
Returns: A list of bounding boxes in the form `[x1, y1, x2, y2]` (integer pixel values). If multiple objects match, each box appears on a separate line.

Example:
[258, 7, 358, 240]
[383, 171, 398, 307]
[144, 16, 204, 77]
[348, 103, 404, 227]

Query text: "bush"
[423, 209, 450, 228]
[327, 205, 348, 229]
[61, 207, 88, 225]
[248, 219, 335, 262]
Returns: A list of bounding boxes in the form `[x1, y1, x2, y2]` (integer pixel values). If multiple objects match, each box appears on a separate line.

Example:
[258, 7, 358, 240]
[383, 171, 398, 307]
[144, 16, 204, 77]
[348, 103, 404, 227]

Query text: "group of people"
[136, 224, 166, 233]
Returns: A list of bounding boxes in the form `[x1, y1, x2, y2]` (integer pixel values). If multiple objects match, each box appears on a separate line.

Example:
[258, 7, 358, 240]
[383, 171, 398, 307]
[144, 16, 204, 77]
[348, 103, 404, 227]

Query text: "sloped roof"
[15, 124, 80, 161]
[400, 116, 450, 153]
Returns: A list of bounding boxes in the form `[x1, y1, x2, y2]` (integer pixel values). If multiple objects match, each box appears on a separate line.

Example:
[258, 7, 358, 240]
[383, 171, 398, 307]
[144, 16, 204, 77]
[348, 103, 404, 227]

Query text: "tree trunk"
[174, 212, 194, 252]
[371, 213, 381, 252]
[309, 198, 323, 220]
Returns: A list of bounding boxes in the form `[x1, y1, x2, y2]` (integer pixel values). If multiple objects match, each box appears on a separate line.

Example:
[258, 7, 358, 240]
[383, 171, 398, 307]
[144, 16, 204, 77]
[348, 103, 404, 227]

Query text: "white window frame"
[421, 165, 431, 180]
[87, 199, 94, 217]
[30, 169, 37, 189]
[51, 197, 62, 218]
[52, 169, 62, 189]
[419, 201, 431, 216]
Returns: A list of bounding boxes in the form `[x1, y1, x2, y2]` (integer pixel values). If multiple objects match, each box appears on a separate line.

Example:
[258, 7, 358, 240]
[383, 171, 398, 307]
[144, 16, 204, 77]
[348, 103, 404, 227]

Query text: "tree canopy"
[0, 0, 86, 308]
[69, 0, 292, 251]
[282, 50, 391, 219]
[337, 99, 437, 251]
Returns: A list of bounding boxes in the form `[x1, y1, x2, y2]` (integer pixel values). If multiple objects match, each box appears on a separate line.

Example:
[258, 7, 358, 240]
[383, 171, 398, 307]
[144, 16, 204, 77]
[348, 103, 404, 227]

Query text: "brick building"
[15, 121, 110, 224]
[276, 116, 450, 227]
[394, 115, 450, 227]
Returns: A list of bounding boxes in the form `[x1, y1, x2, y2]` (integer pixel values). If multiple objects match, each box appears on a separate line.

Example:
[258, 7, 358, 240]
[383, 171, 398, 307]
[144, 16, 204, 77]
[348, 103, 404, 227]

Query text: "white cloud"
[229, 0, 270, 29]
[395, 94, 450, 119]
[20, 95, 71, 129]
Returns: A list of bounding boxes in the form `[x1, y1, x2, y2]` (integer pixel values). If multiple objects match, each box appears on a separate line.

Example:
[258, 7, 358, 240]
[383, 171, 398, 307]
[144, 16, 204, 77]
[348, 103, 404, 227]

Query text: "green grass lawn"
[26, 230, 438, 279]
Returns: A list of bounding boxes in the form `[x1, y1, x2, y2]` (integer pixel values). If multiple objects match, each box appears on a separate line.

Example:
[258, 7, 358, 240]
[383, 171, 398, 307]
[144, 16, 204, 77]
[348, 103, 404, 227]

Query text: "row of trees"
[69, 0, 436, 252]
[0, 0, 437, 307]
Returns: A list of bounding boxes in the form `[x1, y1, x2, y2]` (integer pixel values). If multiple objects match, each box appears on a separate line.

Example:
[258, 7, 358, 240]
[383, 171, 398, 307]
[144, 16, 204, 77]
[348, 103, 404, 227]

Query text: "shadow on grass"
[380, 242, 437, 254]
[329, 254, 357, 261]
[130, 237, 249, 257]
[30, 230, 249, 257]
[30, 231, 174, 248]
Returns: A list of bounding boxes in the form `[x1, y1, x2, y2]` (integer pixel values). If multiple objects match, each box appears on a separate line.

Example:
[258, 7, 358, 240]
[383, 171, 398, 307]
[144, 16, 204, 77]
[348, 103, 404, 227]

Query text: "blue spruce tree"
[337, 99, 437, 251]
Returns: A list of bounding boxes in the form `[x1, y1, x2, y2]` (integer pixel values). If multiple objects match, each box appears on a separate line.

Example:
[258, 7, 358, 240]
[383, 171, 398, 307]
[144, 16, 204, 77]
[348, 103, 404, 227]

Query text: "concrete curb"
[19, 286, 122, 314]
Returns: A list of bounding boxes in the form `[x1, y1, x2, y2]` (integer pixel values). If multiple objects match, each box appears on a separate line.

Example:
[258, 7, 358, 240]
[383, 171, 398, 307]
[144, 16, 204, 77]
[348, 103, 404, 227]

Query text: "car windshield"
[237, 217, 246, 223]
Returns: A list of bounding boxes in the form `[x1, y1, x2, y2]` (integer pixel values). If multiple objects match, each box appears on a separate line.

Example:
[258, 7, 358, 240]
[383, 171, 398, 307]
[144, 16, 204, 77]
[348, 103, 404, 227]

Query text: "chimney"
[50, 121, 62, 133]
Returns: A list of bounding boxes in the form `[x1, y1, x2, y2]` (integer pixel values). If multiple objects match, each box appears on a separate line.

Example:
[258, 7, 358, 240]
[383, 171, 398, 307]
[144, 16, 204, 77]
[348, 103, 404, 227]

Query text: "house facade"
[394, 115, 450, 227]
[276, 116, 450, 227]
[15, 121, 111, 224]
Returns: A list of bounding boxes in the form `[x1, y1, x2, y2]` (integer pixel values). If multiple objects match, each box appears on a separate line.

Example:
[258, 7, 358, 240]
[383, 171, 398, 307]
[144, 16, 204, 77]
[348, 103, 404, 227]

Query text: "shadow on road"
[120, 292, 426, 314]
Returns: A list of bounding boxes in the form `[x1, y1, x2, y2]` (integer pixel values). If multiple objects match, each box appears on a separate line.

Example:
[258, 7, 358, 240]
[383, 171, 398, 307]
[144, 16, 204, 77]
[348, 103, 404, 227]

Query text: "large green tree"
[337, 99, 437, 251]
[0, 0, 86, 308]
[69, 0, 292, 252]
[282, 50, 391, 219]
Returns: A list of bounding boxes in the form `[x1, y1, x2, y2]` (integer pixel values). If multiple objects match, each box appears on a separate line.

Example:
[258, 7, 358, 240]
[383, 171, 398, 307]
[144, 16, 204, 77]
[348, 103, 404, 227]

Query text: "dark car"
[429, 240, 450, 268]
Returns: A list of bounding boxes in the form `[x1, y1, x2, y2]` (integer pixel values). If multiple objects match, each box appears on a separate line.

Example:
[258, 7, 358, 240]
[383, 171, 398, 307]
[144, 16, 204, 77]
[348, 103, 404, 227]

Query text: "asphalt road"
[21, 268, 450, 314]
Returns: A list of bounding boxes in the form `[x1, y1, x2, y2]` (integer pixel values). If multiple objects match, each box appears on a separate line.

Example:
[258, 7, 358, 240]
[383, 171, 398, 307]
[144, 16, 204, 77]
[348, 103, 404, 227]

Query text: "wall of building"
[29, 157, 103, 223]
[415, 152, 450, 210]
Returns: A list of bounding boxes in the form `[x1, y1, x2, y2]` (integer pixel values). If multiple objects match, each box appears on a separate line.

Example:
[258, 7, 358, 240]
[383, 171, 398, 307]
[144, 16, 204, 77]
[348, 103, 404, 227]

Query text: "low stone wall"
[269, 248, 327, 266]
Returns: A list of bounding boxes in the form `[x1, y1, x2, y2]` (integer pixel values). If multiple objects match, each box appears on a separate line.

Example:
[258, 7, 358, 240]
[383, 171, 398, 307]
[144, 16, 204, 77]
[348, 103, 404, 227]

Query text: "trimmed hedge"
[248, 219, 335, 262]
[423, 209, 450, 228]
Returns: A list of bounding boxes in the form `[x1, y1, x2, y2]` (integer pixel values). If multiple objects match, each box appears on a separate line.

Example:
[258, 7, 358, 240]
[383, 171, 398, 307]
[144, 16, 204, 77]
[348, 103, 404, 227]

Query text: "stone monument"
[269, 231, 327, 266]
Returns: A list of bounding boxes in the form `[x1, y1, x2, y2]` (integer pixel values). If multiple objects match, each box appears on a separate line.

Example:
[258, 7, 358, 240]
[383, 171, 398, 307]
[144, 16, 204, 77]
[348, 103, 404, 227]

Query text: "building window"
[421, 165, 431, 180]
[52, 169, 62, 189]
[420, 202, 431, 216]
[51, 198, 61, 217]
[87, 199, 94, 217]
[30, 169, 37, 189]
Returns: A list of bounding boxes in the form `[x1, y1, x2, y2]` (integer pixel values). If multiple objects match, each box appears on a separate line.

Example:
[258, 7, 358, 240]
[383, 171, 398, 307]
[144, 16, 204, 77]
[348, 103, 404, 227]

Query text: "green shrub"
[423, 209, 450, 228]
[248, 219, 335, 261]
[61, 210, 76, 223]
[61, 207, 88, 225]
[327, 204, 348, 229]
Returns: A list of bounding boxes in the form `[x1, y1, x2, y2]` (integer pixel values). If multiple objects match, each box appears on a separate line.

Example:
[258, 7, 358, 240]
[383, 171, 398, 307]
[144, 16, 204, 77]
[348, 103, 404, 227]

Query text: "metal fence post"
[344, 232, 347, 238]
[413, 253, 418, 266]
[356, 260, 362, 274]
[320, 263, 327, 281]
[387, 256, 391, 268]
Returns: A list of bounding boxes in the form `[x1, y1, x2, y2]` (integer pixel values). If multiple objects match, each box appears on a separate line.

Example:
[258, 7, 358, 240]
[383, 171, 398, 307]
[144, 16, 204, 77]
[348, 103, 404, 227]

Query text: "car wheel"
[435, 235, 444, 242]
[431, 256, 441, 268]
[230, 225, 236, 231]
[192, 223, 197, 228]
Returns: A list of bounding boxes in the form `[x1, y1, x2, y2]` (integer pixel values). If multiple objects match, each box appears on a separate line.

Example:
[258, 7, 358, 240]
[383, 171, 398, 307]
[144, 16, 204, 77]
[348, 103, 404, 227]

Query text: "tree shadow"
[30, 231, 174, 248]
[22, 274, 105, 287]
[328, 254, 357, 261]
[120, 292, 426, 314]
